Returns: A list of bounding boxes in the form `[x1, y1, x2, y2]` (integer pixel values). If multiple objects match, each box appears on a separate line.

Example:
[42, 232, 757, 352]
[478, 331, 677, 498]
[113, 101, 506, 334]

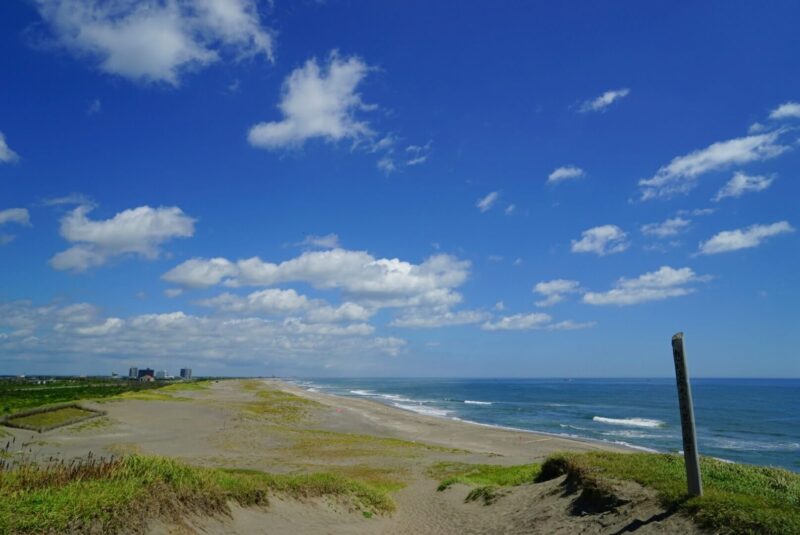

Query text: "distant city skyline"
[1, 2, 798, 378]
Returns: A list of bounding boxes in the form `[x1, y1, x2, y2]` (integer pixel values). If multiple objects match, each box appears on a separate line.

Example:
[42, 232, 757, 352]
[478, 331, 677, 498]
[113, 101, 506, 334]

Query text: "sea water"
[287, 378, 800, 472]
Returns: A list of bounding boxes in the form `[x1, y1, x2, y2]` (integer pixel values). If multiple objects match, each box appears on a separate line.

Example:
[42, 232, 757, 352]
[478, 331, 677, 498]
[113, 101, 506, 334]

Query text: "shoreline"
[278, 378, 647, 453]
[272, 378, 634, 458]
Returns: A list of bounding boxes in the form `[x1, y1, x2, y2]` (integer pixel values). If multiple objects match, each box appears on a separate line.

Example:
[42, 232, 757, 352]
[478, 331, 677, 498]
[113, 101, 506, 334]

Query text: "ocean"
[287, 378, 800, 472]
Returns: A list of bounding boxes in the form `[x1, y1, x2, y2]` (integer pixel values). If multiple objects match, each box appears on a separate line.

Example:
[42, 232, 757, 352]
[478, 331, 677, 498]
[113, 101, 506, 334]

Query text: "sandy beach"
[5, 379, 702, 534]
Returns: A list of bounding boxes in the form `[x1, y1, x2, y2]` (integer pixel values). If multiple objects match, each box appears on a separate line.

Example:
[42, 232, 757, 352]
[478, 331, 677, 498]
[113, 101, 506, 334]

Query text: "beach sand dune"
[8, 380, 702, 534]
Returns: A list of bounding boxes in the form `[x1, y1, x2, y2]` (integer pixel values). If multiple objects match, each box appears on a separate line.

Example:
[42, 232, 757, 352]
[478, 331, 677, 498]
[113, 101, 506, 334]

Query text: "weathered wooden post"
[671, 332, 703, 497]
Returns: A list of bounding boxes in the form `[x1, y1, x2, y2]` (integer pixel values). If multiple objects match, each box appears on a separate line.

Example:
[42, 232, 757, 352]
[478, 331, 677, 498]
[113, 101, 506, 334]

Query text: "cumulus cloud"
[0, 132, 19, 163]
[199, 288, 372, 324]
[476, 191, 500, 212]
[639, 131, 788, 200]
[769, 102, 800, 120]
[34, 0, 273, 85]
[0, 208, 31, 226]
[248, 53, 374, 150]
[698, 222, 794, 255]
[640, 217, 690, 238]
[547, 166, 585, 184]
[579, 88, 630, 113]
[571, 225, 629, 256]
[50, 205, 195, 272]
[0, 299, 405, 367]
[534, 279, 581, 307]
[713, 172, 774, 202]
[583, 266, 710, 306]
[164, 248, 470, 308]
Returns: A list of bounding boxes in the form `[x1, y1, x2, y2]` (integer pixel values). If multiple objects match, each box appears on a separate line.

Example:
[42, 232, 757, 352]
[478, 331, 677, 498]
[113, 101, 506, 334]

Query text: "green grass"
[0, 454, 394, 534]
[430, 461, 541, 491]
[539, 451, 800, 534]
[283, 428, 461, 460]
[0, 378, 190, 415]
[159, 380, 212, 392]
[6, 407, 96, 430]
[233, 381, 324, 423]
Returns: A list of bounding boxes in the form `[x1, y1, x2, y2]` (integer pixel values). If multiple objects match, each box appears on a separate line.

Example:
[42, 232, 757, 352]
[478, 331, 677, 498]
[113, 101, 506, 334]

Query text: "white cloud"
[199, 288, 372, 324]
[769, 102, 800, 120]
[164, 248, 470, 310]
[677, 207, 715, 217]
[583, 266, 710, 306]
[0, 132, 19, 163]
[482, 312, 552, 331]
[50, 205, 195, 272]
[377, 157, 396, 174]
[0, 299, 405, 367]
[405, 142, 432, 166]
[640, 217, 690, 238]
[748, 122, 766, 134]
[476, 191, 500, 212]
[579, 88, 630, 113]
[164, 288, 183, 298]
[698, 222, 794, 255]
[639, 131, 788, 200]
[0, 208, 31, 226]
[248, 53, 373, 150]
[571, 225, 629, 256]
[0, 208, 31, 244]
[547, 320, 597, 331]
[390, 308, 488, 328]
[162, 257, 236, 288]
[87, 98, 102, 115]
[41, 193, 95, 207]
[504, 204, 516, 215]
[300, 233, 340, 249]
[713, 172, 774, 202]
[547, 166, 585, 184]
[534, 279, 581, 307]
[34, 0, 273, 85]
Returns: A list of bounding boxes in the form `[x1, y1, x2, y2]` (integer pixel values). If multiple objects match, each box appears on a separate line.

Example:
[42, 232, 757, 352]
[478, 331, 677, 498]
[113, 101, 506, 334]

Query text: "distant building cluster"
[127, 367, 192, 381]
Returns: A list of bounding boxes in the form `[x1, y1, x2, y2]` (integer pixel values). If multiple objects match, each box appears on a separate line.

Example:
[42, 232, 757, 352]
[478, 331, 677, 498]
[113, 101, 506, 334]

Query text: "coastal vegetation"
[433, 452, 800, 533]
[430, 461, 542, 505]
[0, 453, 394, 534]
[539, 451, 800, 534]
[4, 404, 102, 432]
[0, 377, 210, 416]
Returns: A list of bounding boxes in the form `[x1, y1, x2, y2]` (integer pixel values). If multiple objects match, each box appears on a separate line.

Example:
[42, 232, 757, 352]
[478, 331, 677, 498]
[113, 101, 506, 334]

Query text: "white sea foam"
[380, 393, 416, 403]
[710, 439, 800, 452]
[392, 403, 450, 417]
[464, 400, 492, 405]
[602, 430, 662, 439]
[593, 416, 665, 428]
[349, 389, 374, 396]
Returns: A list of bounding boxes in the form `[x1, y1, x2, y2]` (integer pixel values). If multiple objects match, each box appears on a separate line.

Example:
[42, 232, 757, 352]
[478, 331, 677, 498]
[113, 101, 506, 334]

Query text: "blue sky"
[1, 1, 798, 378]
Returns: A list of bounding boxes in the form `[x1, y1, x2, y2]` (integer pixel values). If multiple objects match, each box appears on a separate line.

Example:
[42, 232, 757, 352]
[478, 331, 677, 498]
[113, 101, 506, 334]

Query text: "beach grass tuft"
[430, 461, 541, 491]
[0, 454, 395, 534]
[539, 451, 800, 534]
